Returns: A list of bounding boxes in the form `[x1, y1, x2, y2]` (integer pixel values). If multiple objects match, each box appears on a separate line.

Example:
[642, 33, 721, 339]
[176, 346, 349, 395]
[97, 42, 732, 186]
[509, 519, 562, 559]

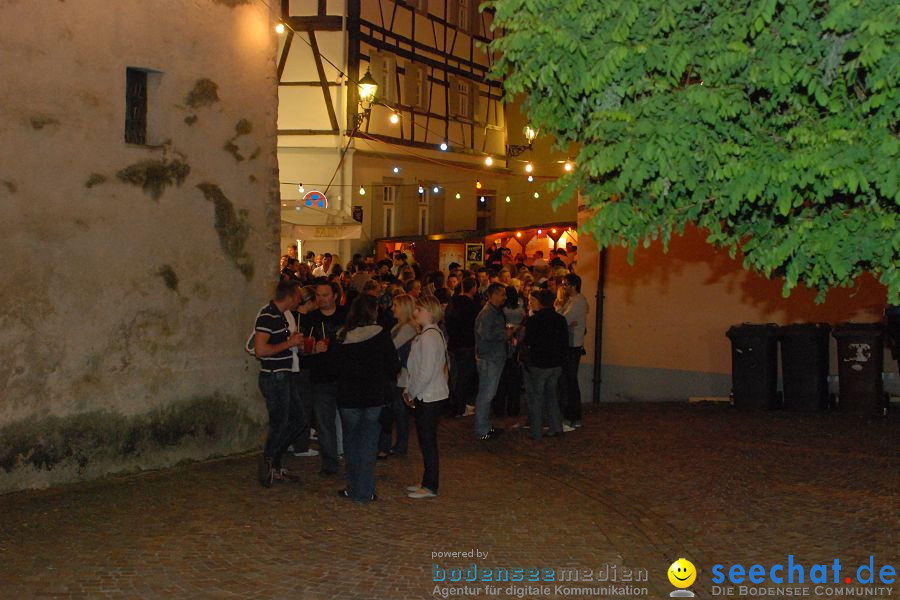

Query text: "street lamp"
[506, 124, 539, 157]
[358, 69, 378, 106]
[353, 69, 379, 128]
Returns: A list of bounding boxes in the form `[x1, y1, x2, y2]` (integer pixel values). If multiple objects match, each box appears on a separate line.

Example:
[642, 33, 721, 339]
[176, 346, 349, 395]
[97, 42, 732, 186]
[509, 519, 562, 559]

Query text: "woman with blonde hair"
[404, 295, 449, 499]
[378, 294, 417, 458]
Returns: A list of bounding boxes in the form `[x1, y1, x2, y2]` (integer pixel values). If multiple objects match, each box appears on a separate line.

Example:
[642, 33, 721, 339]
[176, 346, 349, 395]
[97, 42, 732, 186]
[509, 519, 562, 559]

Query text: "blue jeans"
[290, 370, 314, 452]
[378, 386, 410, 455]
[474, 358, 504, 437]
[311, 382, 339, 474]
[258, 372, 304, 469]
[523, 366, 563, 440]
[339, 406, 383, 502]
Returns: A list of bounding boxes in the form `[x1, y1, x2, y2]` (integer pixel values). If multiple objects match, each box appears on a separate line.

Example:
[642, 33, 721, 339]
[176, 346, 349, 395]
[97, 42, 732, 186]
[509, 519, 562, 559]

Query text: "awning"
[283, 223, 363, 240]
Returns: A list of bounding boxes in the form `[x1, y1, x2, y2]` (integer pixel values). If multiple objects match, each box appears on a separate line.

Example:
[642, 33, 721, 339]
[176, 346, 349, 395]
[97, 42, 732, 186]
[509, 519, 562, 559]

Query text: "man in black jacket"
[305, 280, 349, 476]
[520, 289, 569, 440]
[444, 277, 479, 417]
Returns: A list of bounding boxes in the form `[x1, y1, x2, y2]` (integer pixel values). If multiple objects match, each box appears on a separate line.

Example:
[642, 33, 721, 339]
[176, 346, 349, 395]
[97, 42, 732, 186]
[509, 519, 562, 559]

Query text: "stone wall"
[0, 0, 280, 492]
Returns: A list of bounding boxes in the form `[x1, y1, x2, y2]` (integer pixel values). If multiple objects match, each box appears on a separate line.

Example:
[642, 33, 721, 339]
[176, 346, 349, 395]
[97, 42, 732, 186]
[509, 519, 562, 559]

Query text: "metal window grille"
[125, 68, 147, 144]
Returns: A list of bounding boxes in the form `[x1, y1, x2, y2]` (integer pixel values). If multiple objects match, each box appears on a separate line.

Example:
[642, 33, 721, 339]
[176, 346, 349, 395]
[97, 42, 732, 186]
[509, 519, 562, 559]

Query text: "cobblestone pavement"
[0, 403, 897, 600]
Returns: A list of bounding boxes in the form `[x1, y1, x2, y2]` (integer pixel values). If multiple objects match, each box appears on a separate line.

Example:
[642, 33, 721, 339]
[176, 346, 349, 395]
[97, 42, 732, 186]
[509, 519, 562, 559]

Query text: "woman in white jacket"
[404, 295, 449, 499]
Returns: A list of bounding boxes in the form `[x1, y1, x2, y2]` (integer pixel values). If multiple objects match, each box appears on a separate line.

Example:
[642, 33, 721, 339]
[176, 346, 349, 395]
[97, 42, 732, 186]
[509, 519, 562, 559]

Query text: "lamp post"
[506, 124, 538, 157]
[354, 68, 379, 128]
[324, 69, 378, 196]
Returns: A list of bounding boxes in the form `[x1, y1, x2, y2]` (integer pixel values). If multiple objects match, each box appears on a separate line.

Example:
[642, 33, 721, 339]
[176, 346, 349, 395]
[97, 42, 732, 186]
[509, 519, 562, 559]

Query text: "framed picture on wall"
[465, 243, 483, 270]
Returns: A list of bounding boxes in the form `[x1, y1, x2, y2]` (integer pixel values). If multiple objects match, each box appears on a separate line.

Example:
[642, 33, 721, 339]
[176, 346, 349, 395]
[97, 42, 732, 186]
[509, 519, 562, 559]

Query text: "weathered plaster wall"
[0, 0, 280, 492]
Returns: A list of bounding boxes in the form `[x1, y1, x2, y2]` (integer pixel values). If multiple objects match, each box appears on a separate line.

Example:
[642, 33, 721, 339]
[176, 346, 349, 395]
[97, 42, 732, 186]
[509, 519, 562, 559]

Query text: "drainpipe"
[592, 248, 607, 405]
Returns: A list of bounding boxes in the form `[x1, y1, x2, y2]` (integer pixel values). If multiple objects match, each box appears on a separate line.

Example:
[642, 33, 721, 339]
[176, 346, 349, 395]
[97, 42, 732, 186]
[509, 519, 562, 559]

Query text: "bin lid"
[781, 322, 831, 337]
[726, 323, 779, 338]
[832, 322, 885, 338]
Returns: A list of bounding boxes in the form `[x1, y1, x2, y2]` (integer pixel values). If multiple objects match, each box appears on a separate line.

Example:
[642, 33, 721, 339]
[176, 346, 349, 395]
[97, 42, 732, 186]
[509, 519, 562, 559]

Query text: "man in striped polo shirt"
[254, 279, 305, 487]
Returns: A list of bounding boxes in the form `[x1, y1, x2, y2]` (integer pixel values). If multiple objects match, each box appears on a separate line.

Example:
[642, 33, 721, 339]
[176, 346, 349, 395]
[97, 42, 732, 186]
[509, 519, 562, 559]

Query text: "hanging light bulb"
[537, 228, 542, 235]
[551, 228, 557, 234]
[439, 141, 448, 151]
[505, 196, 511, 203]
[475, 179, 482, 189]
[516, 232, 522, 238]
[358, 185, 366, 196]
[534, 192, 540, 199]
[275, 22, 285, 34]
[527, 175, 534, 182]
[455, 192, 461, 199]
[564, 161, 573, 172]
[433, 186, 439, 194]
[418, 185, 424, 194]
[524, 163, 533, 174]
[484, 156, 493, 167]
[393, 166, 400, 173]
[480, 196, 486, 203]
[298, 184, 305, 194]
[389, 112, 400, 124]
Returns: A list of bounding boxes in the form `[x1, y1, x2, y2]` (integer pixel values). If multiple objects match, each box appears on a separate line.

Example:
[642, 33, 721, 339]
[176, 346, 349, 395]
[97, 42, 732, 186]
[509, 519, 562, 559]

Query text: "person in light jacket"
[404, 295, 449, 499]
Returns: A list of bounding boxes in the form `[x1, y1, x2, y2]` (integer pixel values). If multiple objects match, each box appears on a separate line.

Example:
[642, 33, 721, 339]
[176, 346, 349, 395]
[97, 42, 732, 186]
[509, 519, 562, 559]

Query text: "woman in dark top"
[330, 295, 400, 502]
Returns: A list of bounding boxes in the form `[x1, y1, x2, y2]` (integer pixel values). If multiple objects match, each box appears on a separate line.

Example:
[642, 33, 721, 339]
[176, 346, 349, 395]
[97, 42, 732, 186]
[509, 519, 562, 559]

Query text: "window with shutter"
[404, 62, 428, 110]
[457, 0, 470, 32]
[457, 80, 470, 119]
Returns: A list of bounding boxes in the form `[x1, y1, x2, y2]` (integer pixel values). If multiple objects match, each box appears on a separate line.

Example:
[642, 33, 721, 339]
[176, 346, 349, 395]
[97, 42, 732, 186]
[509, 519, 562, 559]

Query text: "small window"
[383, 185, 397, 204]
[125, 68, 148, 144]
[457, 0, 470, 32]
[384, 205, 395, 237]
[457, 80, 470, 119]
[405, 62, 429, 111]
[373, 52, 397, 104]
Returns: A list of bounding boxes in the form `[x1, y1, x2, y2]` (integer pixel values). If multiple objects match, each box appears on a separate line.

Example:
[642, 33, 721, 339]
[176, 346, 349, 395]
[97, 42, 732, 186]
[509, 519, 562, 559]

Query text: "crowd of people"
[253, 242, 588, 502]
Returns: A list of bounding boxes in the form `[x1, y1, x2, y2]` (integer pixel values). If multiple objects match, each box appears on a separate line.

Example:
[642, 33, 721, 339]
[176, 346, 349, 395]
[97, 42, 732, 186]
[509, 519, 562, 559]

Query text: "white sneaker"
[408, 489, 437, 499]
[562, 423, 575, 433]
[293, 449, 319, 457]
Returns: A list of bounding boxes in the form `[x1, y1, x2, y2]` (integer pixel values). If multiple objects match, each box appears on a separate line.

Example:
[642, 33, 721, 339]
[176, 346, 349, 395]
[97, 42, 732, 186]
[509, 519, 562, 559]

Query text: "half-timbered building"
[277, 0, 521, 262]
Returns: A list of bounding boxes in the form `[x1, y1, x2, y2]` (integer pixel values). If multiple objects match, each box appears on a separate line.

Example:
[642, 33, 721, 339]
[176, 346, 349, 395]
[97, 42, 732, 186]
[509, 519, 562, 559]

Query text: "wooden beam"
[309, 31, 340, 132]
[278, 129, 340, 135]
[285, 15, 343, 31]
[359, 22, 492, 80]
[276, 29, 293, 83]
[346, 0, 362, 132]
[280, 81, 341, 87]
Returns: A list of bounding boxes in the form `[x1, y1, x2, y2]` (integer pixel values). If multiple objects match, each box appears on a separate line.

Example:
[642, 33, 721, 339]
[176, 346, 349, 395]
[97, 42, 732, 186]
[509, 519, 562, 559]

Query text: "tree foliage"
[488, 0, 898, 302]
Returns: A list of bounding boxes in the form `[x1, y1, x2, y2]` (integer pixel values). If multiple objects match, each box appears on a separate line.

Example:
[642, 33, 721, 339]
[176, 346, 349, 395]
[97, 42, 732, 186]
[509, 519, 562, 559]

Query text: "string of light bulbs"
[262, 0, 577, 207]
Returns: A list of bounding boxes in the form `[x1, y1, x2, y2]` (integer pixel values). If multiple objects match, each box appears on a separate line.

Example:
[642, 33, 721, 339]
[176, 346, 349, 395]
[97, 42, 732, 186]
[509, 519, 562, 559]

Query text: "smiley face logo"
[668, 558, 697, 588]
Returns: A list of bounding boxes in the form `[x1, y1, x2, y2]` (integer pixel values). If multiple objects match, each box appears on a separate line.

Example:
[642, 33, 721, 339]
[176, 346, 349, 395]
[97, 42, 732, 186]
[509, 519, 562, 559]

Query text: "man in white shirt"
[531, 250, 548, 269]
[558, 273, 588, 428]
[312, 252, 334, 277]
